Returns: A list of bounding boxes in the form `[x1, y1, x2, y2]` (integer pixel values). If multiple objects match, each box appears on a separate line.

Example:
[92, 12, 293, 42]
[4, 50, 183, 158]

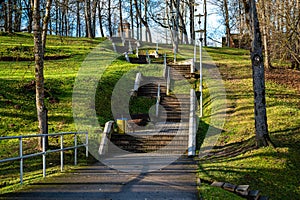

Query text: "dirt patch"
[265, 68, 300, 93]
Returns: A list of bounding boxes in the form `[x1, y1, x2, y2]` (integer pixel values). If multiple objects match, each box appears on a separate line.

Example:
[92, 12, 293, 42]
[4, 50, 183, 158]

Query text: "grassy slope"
[0, 33, 106, 192]
[198, 47, 300, 200]
[0, 34, 299, 199]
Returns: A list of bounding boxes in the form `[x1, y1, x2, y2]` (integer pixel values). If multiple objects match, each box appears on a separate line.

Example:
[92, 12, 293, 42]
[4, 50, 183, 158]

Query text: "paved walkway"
[1, 155, 199, 200]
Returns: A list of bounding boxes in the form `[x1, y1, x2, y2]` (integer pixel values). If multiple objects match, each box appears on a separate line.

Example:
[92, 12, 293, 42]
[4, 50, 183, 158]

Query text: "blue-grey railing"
[0, 131, 88, 184]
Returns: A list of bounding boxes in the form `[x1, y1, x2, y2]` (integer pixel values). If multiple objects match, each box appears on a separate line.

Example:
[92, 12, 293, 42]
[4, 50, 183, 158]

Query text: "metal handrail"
[0, 131, 88, 184]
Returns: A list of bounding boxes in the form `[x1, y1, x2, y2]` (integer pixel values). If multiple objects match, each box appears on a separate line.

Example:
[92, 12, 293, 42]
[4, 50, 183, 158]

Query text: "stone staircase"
[168, 64, 193, 80]
[109, 130, 188, 154]
[160, 94, 190, 123]
[110, 37, 139, 54]
[136, 76, 166, 97]
[108, 74, 190, 155]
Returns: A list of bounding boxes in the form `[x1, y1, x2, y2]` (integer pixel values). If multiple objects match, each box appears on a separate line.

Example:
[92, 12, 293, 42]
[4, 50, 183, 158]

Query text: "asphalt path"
[0, 155, 199, 200]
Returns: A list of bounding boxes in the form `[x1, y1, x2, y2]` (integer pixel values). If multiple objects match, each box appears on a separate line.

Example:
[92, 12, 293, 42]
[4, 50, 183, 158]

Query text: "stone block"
[211, 181, 224, 188]
[247, 190, 260, 200]
[223, 182, 237, 192]
[235, 185, 250, 196]
[258, 196, 269, 200]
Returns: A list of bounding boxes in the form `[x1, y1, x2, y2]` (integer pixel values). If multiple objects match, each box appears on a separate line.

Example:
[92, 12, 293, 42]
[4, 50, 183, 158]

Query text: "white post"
[85, 132, 89, 157]
[146, 50, 151, 64]
[188, 89, 196, 157]
[156, 84, 161, 117]
[60, 135, 64, 172]
[19, 138, 23, 184]
[163, 53, 167, 77]
[74, 133, 77, 165]
[199, 34, 203, 118]
[42, 136, 46, 177]
[134, 72, 142, 91]
[112, 42, 117, 52]
[167, 66, 170, 95]
[136, 46, 139, 58]
[125, 52, 130, 62]
[128, 40, 133, 54]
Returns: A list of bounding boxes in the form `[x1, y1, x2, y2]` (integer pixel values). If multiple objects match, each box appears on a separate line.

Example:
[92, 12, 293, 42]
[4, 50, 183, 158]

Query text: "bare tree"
[118, 0, 123, 36]
[32, 0, 53, 149]
[243, 0, 274, 147]
[223, 0, 231, 47]
[84, 0, 93, 38]
[134, 0, 152, 42]
[107, 0, 113, 37]
[97, 1, 105, 37]
[257, 0, 272, 69]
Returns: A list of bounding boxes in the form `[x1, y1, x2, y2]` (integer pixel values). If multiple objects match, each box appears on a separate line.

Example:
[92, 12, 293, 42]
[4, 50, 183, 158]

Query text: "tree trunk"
[224, 0, 231, 47]
[2, 2, 8, 32]
[108, 0, 113, 37]
[42, 0, 52, 50]
[189, 0, 195, 44]
[91, 0, 98, 38]
[260, 0, 272, 69]
[55, 0, 59, 35]
[243, 0, 274, 147]
[134, 0, 152, 42]
[98, 1, 105, 37]
[33, 0, 48, 149]
[84, 0, 93, 38]
[76, 0, 81, 37]
[14, 0, 22, 32]
[119, 0, 123, 37]
[7, 0, 13, 33]
[130, 0, 134, 38]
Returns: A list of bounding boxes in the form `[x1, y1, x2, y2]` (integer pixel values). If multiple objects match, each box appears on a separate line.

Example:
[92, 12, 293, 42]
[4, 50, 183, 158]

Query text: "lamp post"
[195, 13, 204, 117]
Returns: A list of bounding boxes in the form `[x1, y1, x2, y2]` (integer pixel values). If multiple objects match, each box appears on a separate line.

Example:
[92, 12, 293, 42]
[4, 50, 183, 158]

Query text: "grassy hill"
[198, 47, 300, 199]
[0, 33, 299, 199]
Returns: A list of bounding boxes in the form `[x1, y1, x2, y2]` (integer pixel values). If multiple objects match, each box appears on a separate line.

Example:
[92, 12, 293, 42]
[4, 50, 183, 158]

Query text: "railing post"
[199, 38, 203, 117]
[128, 40, 133, 54]
[163, 53, 167, 77]
[42, 135, 46, 178]
[134, 72, 142, 92]
[19, 137, 23, 184]
[146, 50, 151, 64]
[167, 66, 170, 95]
[74, 133, 77, 165]
[85, 132, 89, 157]
[112, 42, 117, 52]
[188, 89, 196, 157]
[60, 135, 64, 172]
[136, 46, 139, 58]
[156, 84, 161, 117]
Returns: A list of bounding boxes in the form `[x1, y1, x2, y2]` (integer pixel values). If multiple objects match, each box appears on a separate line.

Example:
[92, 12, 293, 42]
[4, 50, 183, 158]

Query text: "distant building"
[222, 33, 251, 49]
[118, 22, 131, 38]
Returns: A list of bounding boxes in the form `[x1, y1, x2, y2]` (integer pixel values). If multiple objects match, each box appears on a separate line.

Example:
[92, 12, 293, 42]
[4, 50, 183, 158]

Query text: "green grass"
[0, 34, 299, 199]
[199, 183, 244, 200]
[0, 33, 105, 192]
[197, 47, 300, 200]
